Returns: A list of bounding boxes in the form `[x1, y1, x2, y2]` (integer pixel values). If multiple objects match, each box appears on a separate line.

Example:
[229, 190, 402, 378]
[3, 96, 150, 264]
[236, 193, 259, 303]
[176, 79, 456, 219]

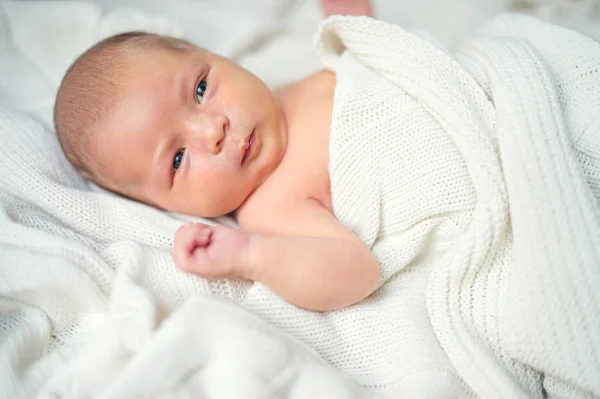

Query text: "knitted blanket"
[317, 13, 600, 398]
[0, 110, 363, 398]
[1, 12, 599, 399]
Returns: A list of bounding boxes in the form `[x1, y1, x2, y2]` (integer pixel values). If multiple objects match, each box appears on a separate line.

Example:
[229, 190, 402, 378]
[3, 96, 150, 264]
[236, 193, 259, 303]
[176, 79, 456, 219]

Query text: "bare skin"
[95, 0, 379, 312]
[321, 0, 373, 17]
[173, 68, 379, 312]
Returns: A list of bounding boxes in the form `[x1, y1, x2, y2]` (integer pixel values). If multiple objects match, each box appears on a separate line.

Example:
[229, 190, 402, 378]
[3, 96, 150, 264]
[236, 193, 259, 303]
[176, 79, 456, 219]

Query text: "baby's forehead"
[99, 41, 210, 128]
[119, 43, 209, 73]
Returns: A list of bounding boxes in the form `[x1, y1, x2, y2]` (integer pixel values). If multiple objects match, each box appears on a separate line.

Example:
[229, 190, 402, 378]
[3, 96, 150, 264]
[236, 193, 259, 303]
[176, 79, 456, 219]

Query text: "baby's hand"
[321, 0, 373, 17]
[172, 223, 251, 280]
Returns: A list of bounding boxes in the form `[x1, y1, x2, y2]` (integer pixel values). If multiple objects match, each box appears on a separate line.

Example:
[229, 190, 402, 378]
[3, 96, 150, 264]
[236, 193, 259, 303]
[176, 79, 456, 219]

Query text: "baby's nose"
[199, 114, 228, 154]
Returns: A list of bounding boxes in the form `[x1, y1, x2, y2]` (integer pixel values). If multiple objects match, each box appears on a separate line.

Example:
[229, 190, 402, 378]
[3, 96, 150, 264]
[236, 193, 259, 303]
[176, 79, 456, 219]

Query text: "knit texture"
[316, 13, 600, 398]
[0, 111, 359, 398]
[1, 12, 599, 398]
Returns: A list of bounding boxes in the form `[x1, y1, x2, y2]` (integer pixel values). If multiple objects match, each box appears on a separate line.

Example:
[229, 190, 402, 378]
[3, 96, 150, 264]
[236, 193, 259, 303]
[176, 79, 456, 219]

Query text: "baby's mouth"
[241, 130, 255, 165]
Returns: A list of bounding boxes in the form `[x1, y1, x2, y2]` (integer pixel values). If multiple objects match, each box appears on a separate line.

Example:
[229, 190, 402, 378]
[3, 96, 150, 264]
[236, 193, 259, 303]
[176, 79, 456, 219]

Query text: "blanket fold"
[316, 13, 600, 398]
[1, 11, 599, 399]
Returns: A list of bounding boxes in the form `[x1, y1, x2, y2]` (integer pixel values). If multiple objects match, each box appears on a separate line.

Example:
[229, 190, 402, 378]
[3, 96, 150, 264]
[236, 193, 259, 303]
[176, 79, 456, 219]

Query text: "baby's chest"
[241, 72, 335, 224]
[255, 121, 331, 217]
[282, 85, 334, 210]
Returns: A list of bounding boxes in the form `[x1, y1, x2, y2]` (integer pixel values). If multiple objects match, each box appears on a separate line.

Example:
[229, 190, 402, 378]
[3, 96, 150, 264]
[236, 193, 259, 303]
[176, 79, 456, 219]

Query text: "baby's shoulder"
[235, 172, 308, 234]
[276, 69, 336, 104]
[236, 191, 338, 238]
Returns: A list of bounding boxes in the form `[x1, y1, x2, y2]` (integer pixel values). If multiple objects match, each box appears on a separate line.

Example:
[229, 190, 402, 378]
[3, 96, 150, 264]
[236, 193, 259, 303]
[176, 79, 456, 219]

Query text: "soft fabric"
[0, 107, 363, 397]
[37, 255, 364, 399]
[317, 13, 600, 398]
[1, 8, 600, 399]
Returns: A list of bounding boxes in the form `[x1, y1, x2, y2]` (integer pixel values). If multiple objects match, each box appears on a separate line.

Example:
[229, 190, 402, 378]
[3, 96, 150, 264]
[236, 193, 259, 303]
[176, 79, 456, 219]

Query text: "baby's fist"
[172, 222, 251, 280]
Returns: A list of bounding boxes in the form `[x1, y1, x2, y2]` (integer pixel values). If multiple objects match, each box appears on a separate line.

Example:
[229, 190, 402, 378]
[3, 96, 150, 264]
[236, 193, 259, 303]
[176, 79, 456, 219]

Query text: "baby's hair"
[54, 32, 197, 188]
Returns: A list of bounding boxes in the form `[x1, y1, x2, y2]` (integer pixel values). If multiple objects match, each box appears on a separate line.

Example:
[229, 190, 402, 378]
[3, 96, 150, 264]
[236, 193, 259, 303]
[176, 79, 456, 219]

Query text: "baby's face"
[95, 46, 287, 217]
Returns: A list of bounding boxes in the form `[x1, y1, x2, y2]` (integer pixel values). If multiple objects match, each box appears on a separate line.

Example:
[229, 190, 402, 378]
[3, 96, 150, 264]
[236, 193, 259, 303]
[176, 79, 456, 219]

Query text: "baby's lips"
[237, 136, 249, 162]
[239, 129, 256, 165]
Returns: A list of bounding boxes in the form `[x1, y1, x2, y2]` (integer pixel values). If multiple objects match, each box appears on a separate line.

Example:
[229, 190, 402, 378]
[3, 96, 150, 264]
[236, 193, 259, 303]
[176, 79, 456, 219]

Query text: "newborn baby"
[53, 0, 379, 312]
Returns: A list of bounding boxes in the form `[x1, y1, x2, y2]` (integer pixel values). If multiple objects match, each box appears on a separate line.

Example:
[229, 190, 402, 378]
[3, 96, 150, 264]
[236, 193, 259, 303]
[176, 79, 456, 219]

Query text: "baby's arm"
[173, 203, 380, 312]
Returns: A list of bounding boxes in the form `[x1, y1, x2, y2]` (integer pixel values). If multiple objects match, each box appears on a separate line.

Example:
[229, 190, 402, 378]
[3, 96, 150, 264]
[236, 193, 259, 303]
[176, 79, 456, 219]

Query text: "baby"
[53, 0, 379, 312]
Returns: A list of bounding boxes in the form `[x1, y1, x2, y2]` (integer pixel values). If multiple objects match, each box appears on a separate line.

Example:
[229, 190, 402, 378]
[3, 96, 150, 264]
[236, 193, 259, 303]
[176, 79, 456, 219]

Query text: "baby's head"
[55, 32, 286, 217]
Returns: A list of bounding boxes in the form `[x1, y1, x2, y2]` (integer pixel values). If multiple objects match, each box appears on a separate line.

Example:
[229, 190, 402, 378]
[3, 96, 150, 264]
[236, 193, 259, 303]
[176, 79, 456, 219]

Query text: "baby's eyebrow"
[177, 63, 195, 105]
[179, 59, 209, 105]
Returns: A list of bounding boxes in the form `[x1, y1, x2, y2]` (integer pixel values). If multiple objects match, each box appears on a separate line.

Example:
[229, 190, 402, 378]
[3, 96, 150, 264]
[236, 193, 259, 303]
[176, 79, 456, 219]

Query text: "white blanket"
[317, 13, 600, 398]
[1, 4, 600, 399]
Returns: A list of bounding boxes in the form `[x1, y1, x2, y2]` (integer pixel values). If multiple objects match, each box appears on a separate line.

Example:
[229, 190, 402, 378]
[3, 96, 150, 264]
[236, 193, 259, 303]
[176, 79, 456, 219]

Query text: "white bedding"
[1, 1, 600, 398]
[319, 13, 600, 397]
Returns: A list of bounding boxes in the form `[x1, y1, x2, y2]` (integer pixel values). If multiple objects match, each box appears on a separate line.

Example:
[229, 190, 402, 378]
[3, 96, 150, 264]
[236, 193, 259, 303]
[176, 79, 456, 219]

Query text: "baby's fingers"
[173, 223, 212, 270]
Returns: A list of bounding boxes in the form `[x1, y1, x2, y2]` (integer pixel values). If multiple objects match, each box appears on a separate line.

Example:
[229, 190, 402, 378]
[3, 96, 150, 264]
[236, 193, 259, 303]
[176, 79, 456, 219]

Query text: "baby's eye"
[196, 79, 207, 104]
[173, 149, 185, 172]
